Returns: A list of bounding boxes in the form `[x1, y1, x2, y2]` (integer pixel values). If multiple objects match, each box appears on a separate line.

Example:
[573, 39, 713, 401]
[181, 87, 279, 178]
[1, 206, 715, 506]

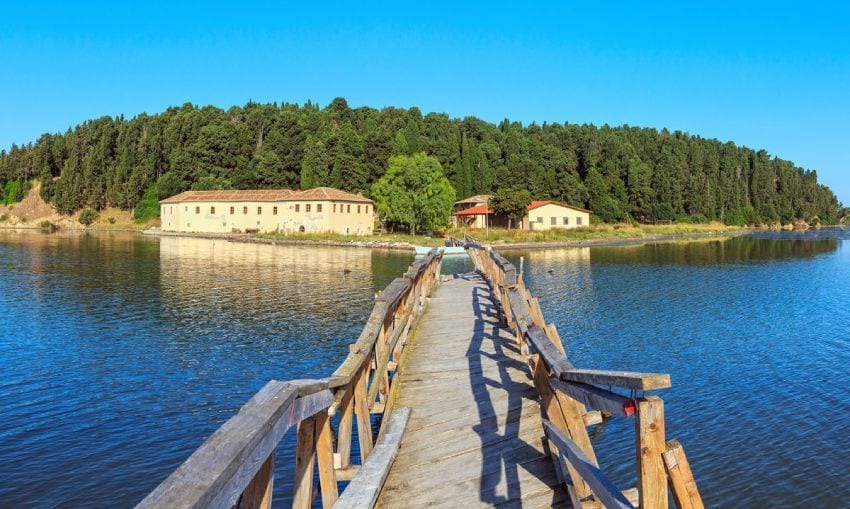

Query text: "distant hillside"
[0, 98, 840, 224]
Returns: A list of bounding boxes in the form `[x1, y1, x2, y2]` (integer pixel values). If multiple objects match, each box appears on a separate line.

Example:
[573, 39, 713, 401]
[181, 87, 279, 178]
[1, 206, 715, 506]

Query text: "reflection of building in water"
[158, 237, 377, 322]
[519, 247, 591, 265]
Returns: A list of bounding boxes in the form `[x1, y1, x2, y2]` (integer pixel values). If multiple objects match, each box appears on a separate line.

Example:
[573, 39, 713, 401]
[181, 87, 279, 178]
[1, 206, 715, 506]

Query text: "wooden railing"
[137, 249, 443, 509]
[465, 242, 704, 509]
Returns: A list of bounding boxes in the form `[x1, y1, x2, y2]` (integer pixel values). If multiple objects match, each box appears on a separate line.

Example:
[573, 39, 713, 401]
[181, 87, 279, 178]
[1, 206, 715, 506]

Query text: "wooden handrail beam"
[333, 407, 412, 508]
[550, 378, 635, 418]
[561, 368, 671, 391]
[137, 382, 333, 509]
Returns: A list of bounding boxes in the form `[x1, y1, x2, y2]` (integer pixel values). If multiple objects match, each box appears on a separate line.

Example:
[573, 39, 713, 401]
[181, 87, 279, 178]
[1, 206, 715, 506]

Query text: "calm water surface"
[0, 231, 412, 507]
[1, 229, 849, 507]
[506, 229, 850, 508]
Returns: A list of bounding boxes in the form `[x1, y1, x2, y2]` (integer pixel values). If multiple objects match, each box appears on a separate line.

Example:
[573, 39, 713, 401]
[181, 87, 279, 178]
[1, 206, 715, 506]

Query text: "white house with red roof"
[452, 196, 591, 230]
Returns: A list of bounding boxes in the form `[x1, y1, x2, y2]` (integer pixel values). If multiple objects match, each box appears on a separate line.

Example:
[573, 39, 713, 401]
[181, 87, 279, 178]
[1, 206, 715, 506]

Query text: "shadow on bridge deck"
[377, 272, 569, 508]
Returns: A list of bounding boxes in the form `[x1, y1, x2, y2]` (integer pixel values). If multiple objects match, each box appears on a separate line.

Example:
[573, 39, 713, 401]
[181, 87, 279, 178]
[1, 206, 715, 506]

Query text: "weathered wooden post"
[664, 440, 704, 509]
[239, 453, 274, 509]
[353, 362, 374, 459]
[292, 417, 316, 508]
[636, 396, 667, 509]
[314, 410, 339, 507]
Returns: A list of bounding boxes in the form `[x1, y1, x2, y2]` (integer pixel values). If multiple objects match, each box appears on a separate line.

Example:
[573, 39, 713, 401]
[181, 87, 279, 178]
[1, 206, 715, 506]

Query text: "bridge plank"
[376, 274, 566, 508]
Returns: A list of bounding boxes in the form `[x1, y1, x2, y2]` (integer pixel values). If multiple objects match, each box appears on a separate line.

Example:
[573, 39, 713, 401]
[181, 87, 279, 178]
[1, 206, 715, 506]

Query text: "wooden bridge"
[138, 240, 704, 509]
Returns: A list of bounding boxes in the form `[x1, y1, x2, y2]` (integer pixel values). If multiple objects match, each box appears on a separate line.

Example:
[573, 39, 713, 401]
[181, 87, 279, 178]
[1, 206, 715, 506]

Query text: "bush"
[39, 220, 57, 231]
[134, 185, 160, 223]
[0, 214, 7, 222]
[1, 179, 26, 206]
[79, 208, 99, 226]
[108, 217, 116, 224]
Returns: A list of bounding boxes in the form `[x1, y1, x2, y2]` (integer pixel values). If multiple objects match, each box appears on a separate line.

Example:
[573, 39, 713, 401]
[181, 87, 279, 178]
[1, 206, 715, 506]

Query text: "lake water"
[1, 229, 848, 507]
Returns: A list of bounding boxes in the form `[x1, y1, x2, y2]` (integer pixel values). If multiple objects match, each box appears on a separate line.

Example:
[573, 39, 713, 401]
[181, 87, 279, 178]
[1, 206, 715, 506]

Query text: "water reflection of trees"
[589, 237, 839, 265]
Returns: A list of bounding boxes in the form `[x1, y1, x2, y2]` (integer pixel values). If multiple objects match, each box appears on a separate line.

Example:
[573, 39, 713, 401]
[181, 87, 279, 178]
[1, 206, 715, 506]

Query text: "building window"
[185, 206, 187, 212]
[576, 217, 583, 225]
[333, 204, 337, 213]
[243, 206, 248, 215]
[551, 217, 556, 225]
[230, 206, 235, 215]
[273, 206, 278, 215]
[317, 204, 322, 213]
[195, 206, 200, 214]
[307, 204, 313, 213]
[347, 204, 351, 213]
[211, 206, 216, 215]
[299, 225, 305, 232]
[258, 207, 262, 215]
[537, 216, 542, 223]
[563, 217, 569, 225]
[295, 204, 300, 212]
[357, 205, 361, 213]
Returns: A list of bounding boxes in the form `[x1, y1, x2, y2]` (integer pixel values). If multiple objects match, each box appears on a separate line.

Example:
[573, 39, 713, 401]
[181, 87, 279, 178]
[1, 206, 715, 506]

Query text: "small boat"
[414, 246, 467, 256]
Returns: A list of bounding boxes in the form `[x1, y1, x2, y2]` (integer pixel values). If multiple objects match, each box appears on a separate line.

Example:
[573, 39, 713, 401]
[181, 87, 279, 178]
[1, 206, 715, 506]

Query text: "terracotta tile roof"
[453, 203, 492, 216]
[454, 194, 491, 205]
[159, 187, 372, 204]
[285, 187, 373, 203]
[159, 189, 296, 204]
[527, 200, 592, 214]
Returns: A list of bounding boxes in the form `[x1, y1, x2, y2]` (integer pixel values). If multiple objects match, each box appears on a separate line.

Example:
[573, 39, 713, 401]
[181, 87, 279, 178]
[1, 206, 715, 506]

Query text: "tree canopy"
[490, 186, 532, 228]
[371, 153, 456, 234]
[0, 97, 841, 224]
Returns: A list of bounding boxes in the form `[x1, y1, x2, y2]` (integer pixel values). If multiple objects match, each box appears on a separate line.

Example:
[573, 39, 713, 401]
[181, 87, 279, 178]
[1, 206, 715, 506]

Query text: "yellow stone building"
[159, 187, 375, 235]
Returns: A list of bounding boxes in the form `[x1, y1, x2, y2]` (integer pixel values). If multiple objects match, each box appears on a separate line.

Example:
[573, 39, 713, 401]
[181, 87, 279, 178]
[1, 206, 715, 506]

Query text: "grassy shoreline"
[254, 222, 743, 249]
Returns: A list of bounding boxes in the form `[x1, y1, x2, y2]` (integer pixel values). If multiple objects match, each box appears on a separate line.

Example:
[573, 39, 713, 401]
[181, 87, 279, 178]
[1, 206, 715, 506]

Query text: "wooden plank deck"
[377, 272, 569, 508]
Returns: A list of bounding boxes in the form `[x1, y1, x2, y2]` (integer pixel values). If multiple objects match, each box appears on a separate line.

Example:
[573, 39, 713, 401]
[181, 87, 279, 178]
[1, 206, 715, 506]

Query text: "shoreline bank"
[139, 228, 747, 251]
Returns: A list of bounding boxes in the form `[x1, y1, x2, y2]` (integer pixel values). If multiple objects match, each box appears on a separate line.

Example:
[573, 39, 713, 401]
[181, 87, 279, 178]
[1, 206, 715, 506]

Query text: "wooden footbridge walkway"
[138, 240, 704, 509]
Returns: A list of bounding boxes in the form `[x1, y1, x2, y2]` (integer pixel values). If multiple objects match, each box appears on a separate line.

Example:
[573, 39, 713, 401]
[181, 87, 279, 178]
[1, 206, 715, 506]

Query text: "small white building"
[523, 200, 591, 230]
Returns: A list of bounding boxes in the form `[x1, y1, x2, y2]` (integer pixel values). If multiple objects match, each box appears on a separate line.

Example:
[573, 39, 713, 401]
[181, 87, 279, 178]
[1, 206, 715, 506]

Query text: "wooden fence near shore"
[464, 236, 704, 509]
[137, 249, 443, 509]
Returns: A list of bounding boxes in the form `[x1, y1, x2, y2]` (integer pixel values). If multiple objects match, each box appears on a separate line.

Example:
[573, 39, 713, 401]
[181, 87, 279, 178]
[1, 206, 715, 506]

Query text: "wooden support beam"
[353, 364, 374, 460]
[561, 368, 671, 391]
[529, 356, 597, 504]
[551, 378, 635, 418]
[333, 407, 412, 508]
[664, 440, 704, 509]
[583, 410, 603, 427]
[543, 420, 634, 509]
[636, 396, 667, 509]
[336, 386, 354, 470]
[292, 417, 316, 509]
[314, 411, 338, 508]
[236, 453, 274, 509]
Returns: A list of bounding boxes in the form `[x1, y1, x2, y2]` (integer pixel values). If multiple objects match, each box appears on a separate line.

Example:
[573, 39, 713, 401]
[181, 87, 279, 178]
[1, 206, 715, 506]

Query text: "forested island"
[0, 98, 841, 225]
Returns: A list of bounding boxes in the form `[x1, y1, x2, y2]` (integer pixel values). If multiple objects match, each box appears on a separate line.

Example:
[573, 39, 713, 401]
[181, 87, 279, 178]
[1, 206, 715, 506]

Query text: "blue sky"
[2, 2, 848, 203]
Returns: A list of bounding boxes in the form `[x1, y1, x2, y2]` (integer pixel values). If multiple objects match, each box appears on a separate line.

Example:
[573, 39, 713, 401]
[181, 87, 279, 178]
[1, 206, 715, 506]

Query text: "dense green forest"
[0, 98, 841, 224]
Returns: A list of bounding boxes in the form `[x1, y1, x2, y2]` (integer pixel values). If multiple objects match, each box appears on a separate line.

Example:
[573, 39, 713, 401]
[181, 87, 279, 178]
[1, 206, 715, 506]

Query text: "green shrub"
[1, 179, 26, 205]
[79, 208, 99, 226]
[108, 217, 116, 224]
[0, 213, 7, 222]
[134, 185, 160, 223]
